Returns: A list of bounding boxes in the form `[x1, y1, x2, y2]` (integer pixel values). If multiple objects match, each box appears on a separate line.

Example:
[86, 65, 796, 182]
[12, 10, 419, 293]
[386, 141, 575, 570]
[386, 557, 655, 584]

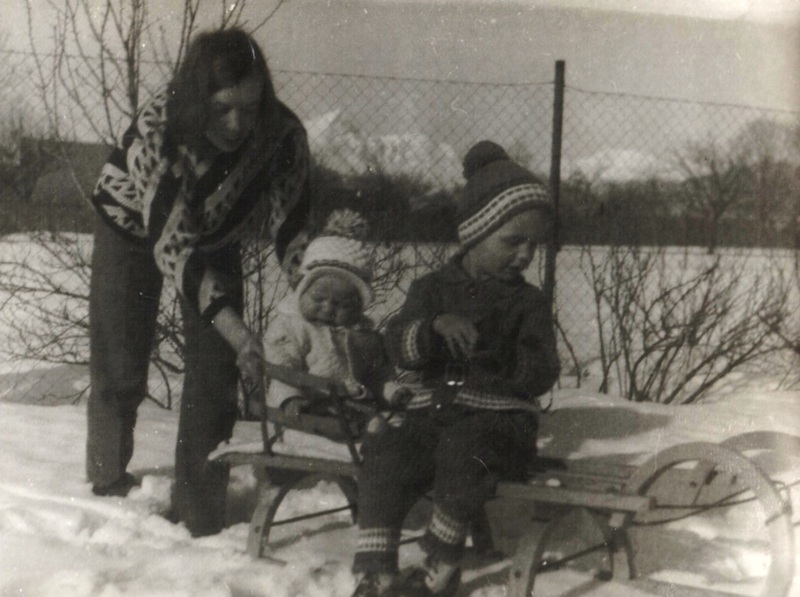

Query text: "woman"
[86, 28, 310, 537]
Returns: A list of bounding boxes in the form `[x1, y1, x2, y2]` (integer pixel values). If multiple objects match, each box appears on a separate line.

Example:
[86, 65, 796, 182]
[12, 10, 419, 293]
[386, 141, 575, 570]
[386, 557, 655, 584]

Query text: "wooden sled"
[212, 363, 797, 596]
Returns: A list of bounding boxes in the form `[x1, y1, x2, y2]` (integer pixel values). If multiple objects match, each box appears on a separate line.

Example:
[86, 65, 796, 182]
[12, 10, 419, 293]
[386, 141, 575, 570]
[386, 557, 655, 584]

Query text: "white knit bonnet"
[295, 210, 373, 307]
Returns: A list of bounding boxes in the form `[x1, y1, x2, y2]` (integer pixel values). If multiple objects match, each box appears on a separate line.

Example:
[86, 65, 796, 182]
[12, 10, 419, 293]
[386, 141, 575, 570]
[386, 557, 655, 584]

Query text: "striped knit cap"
[457, 140, 550, 250]
[296, 210, 373, 307]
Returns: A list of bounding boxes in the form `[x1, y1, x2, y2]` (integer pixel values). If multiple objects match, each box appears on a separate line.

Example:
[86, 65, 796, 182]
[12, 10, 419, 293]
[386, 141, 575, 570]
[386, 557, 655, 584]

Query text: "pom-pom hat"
[296, 210, 373, 307]
[457, 140, 551, 250]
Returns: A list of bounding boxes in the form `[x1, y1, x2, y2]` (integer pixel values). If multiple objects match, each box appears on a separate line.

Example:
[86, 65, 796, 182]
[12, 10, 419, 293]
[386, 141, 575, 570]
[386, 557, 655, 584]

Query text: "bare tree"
[21, 0, 274, 144]
[2, 0, 291, 405]
[675, 118, 800, 254]
[676, 138, 752, 254]
[734, 119, 799, 246]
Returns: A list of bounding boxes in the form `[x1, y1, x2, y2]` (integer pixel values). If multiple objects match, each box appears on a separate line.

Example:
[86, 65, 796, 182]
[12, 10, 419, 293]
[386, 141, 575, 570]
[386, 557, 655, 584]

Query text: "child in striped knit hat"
[351, 141, 561, 596]
[259, 209, 388, 422]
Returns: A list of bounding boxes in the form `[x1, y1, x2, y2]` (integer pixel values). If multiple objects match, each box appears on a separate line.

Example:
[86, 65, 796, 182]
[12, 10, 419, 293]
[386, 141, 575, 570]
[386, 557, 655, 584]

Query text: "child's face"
[464, 210, 550, 282]
[298, 274, 363, 326]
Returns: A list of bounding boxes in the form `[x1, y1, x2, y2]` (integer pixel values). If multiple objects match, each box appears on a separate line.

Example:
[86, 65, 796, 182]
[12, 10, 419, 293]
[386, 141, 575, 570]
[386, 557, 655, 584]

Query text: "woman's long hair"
[165, 28, 275, 158]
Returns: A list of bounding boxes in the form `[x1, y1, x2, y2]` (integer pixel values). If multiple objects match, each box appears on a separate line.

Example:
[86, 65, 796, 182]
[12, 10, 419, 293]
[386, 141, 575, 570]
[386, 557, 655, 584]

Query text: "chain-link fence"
[0, 48, 798, 407]
[555, 85, 800, 397]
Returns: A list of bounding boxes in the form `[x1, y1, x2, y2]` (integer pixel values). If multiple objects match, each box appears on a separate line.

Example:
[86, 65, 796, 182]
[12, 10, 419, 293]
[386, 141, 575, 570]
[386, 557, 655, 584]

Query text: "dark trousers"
[353, 407, 537, 573]
[86, 215, 241, 536]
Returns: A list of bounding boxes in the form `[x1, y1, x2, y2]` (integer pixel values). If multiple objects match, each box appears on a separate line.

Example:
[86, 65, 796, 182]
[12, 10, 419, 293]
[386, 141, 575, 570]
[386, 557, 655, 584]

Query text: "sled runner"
[211, 362, 797, 597]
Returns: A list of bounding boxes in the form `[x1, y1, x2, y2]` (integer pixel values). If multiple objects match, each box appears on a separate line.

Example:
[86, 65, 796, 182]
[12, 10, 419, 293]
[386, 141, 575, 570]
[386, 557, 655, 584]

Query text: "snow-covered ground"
[1, 359, 799, 597]
[1, 233, 799, 596]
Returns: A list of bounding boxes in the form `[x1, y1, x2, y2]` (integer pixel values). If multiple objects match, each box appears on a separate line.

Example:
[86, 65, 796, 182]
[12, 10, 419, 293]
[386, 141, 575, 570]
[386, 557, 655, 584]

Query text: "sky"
[1, 0, 797, 183]
[252, 0, 800, 182]
[250, 0, 800, 111]
[373, 0, 800, 22]
[4, 0, 799, 111]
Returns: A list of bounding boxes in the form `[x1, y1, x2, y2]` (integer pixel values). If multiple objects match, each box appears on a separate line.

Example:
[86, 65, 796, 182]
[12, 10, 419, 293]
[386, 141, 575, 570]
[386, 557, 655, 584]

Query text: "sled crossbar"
[216, 451, 357, 477]
[495, 482, 654, 513]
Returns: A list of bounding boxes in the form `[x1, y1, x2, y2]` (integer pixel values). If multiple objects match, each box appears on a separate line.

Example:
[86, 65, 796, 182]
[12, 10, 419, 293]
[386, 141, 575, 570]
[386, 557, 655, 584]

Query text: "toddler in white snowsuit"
[262, 210, 388, 422]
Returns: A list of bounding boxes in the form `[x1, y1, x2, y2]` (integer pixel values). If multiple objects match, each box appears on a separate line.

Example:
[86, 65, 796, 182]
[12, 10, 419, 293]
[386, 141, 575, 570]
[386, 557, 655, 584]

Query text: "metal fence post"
[544, 60, 564, 308]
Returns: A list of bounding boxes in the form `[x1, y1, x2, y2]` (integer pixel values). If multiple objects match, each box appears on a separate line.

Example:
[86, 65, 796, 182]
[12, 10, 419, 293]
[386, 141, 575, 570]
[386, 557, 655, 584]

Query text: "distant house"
[21, 137, 111, 206]
[9, 138, 111, 232]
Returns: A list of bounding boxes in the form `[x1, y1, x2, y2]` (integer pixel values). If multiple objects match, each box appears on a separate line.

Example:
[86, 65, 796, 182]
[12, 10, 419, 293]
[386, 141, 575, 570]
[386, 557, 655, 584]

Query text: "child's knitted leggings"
[353, 406, 537, 574]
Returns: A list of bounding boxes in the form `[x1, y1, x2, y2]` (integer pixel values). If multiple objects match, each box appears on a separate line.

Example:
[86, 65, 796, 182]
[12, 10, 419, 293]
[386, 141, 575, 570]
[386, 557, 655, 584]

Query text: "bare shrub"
[0, 231, 184, 407]
[583, 245, 791, 403]
[1, 0, 291, 407]
[0, 232, 91, 368]
[769, 249, 800, 388]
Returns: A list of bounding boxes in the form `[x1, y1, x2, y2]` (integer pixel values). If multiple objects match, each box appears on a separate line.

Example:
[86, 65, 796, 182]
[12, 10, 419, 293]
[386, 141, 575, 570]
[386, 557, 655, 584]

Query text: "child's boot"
[351, 572, 397, 597]
[396, 556, 460, 596]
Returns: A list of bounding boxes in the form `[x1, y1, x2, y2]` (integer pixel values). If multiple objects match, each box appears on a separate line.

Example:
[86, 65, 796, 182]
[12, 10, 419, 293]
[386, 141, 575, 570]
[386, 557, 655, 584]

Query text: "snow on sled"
[211, 362, 798, 597]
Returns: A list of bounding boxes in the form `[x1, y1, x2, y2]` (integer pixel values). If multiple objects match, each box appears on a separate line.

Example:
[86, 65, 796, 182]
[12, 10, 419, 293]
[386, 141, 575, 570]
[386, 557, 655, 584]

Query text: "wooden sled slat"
[495, 482, 654, 513]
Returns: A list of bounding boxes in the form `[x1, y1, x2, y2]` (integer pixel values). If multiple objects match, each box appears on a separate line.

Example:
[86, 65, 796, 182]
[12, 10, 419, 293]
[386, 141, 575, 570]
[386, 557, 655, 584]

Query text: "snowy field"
[1, 368, 799, 596]
[1, 234, 799, 596]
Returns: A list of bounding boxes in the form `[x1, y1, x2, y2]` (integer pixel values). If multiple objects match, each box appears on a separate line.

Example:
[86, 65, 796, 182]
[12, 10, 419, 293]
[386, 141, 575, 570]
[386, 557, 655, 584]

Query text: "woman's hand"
[235, 334, 265, 388]
[432, 313, 479, 358]
[212, 306, 264, 387]
[343, 379, 368, 400]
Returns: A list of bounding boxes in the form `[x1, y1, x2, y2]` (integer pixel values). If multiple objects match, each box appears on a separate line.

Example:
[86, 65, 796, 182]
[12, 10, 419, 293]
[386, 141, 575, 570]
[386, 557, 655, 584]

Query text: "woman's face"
[204, 70, 264, 153]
